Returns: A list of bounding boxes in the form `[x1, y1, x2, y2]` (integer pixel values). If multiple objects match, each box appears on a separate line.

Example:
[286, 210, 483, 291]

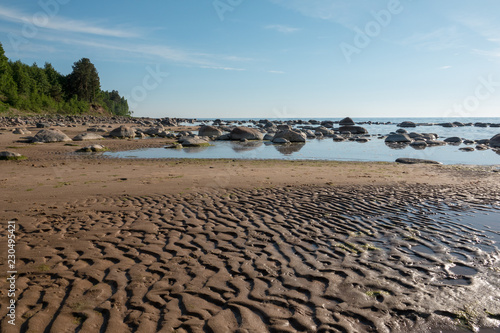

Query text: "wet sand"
[0, 124, 500, 332]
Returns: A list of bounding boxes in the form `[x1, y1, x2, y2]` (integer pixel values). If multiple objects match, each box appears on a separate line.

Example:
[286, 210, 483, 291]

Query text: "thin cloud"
[265, 24, 300, 34]
[0, 5, 138, 38]
[200, 66, 246, 71]
[400, 27, 463, 51]
[268, 70, 285, 74]
[439, 65, 452, 70]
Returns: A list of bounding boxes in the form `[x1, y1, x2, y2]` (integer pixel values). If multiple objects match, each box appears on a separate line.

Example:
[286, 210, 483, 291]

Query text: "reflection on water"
[104, 139, 500, 165]
[183, 146, 210, 154]
[274, 143, 305, 155]
[385, 142, 410, 150]
[230, 141, 263, 152]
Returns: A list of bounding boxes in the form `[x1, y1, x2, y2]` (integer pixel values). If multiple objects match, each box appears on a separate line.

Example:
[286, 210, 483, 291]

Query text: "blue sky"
[1, 0, 499, 118]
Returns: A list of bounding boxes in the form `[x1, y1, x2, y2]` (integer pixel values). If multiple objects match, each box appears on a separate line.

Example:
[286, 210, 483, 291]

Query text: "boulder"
[12, 128, 31, 135]
[459, 147, 474, 152]
[444, 137, 463, 144]
[338, 126, 368, 135]
[490, 134, 500, 148]
[398, 121, 417, 128]
[144, 125, 165, 136]
[315, 126, 334, 135]
[73, 132, 104, 141]
[178, 136, 211, 147]
[109, 125, 136, 138]
[32, 129, 72, 143]
[332, 134, 345, 142]
[198, 125, 222, 137]
[272, 129, 306, 143]
[396, 158, 441, 165]
[36, 122, 51, 128]
[339, 117, 355, 126]
[229, 127, 264, 140]
[410, 141, 427, 149]
[0, 151, 26, 160]
[385, 133, 412, 143]
[426, 140, 447, 146]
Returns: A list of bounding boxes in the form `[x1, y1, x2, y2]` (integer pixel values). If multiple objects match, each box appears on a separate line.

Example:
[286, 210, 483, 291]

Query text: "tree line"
[0, 42, 130, 116]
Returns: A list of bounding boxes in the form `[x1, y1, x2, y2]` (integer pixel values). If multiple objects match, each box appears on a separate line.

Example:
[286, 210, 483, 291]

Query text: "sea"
[104, 117, 500, 165]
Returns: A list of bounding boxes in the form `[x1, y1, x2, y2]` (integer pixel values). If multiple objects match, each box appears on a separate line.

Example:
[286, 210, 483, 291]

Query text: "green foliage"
[0, 41, 129, 116]
[67, 58, 100, 103]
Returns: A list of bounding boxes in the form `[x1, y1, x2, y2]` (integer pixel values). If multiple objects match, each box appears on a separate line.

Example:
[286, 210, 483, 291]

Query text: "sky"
[0, 0, 500, 119]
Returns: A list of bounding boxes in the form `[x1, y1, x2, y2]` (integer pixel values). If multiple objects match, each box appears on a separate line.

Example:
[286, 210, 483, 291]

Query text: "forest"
[0, 42, 130, 116]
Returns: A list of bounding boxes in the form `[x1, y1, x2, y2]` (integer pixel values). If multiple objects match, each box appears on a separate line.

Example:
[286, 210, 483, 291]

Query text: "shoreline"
[1, 121, 500, 332]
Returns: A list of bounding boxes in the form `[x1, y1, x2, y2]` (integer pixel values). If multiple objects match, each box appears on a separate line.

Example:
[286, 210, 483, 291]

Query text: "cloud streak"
[265, 24, 300, 34]
[0, 5, 138, 38]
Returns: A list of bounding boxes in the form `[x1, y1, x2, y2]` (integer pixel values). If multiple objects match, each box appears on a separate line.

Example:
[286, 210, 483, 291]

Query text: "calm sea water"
[105, 117, 500, 165]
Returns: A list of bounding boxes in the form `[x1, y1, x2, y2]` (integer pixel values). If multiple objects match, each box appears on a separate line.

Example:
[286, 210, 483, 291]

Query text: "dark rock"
[398, 121, 417, 128]
[339, 117, 355, 126]
[338, 126, 368, 135]
[385, 133, 412, 143]
[396, 158, 441, 165]
[490, 134, 500, 148]
[444, 137, 463, 144]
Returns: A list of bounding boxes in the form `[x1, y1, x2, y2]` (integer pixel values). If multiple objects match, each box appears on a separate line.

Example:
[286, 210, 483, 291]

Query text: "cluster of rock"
[384, 128, 500, 152]
[0, 116, 191, 128]
[190, 117, 370, 145]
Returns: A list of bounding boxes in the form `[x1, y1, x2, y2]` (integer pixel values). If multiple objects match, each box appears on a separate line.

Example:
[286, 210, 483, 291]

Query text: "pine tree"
[67, 58, 100, 103]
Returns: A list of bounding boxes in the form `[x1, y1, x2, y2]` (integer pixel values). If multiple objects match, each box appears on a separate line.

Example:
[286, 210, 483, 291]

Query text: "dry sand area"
[0, 124, 500, 332]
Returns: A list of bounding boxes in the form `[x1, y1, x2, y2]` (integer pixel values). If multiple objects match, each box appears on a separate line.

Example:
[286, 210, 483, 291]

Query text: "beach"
[1, 122, 500, 332]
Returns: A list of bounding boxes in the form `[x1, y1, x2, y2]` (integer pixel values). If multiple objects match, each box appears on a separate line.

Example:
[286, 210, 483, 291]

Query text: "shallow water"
[104, 138, 500, 165]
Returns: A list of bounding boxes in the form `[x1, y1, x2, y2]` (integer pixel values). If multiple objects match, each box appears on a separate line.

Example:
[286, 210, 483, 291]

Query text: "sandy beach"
[1, 123, 500, 332]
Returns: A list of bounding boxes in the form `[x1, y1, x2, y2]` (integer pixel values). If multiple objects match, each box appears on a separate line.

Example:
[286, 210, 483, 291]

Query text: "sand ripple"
[1, 184, 500, 332]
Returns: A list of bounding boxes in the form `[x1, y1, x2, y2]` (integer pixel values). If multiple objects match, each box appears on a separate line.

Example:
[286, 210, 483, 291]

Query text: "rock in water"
[490, 134, 500, 148]
[339, 117, 355, 126]
[339, 126, 368, 135]
[272, 129, 306, 143]
[229, 127, 264, 140]
[199, 125, 222, 137]
[385, 133, 412, 143]
[398, 121, 417, 128]
[32, 129, 72, 143]
[178, 136, 211, 147]
[395, 158, 442, 165]
[109, 125, 136, 138]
